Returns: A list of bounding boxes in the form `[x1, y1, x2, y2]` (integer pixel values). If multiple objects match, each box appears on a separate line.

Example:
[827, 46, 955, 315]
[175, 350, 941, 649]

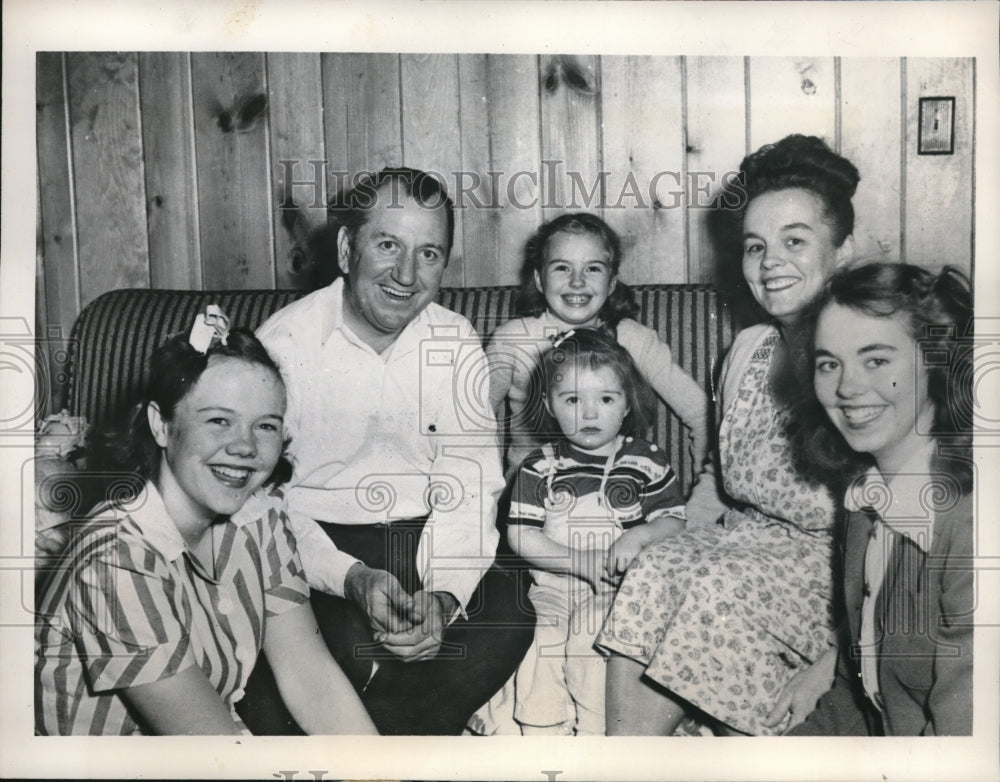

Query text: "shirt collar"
[844, 441, 938, 552]
[320, 276, 432, 359]
[118, 482, 186, 563]
[539, 311, 603, 342]
[320, 277, 347, 346]
[559, 438, 621, 464]
[540, 311, 569, 341]
[119, 482, 269, 564]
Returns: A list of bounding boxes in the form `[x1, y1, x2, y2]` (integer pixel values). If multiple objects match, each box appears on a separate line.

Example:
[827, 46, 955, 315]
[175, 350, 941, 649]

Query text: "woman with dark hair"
[597, 135, 859, 735]
[792, 262, 973, 736]
[35, 308, 376, 735]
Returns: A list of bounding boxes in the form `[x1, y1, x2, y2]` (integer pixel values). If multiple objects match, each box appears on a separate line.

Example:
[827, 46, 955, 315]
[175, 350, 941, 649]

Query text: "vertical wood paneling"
[401, 53, 465, 288]
[601, 55, 686, 284]
[36, 52, 80, 338]
[685, 56, 747, 284]
[539, 54, 602, 225]
[321, 53, 403, 180]
[903, 58, 974, 270]
[319, 53, 350, 182]
[485, 55, 543, 286]
[37, 53, 979, 371]
[66, 52, 150, 304]
[267, 52, 327, 289]
[139, 52, 202, 290]
[840, 58, 902, 264]
[456, 54, 498, 286]
[191, 52, 274, 289]
[748, 57, 837, 151]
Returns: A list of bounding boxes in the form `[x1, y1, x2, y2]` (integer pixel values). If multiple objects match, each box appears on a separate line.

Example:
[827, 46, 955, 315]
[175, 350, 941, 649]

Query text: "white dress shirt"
[258, 278, 504, 609]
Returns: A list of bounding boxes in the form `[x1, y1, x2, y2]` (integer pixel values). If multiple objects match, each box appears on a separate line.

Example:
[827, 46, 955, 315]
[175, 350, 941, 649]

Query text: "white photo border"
[3, 1, 999, 780]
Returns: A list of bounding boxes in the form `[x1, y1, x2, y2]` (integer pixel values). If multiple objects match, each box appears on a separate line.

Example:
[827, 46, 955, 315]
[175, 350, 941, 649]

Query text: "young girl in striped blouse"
[35, 309, 375, 735]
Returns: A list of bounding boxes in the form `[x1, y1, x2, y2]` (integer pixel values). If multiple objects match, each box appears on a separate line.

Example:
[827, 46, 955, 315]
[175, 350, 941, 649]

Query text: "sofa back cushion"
[67, 285, 732, 492]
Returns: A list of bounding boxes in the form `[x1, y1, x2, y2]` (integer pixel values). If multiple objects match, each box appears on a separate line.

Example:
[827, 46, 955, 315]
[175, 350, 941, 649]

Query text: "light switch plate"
[918, 97, 955, 155]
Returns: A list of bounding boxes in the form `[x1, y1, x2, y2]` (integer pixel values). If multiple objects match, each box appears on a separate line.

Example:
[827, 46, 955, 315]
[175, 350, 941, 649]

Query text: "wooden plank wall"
[36, 53, 977, 410]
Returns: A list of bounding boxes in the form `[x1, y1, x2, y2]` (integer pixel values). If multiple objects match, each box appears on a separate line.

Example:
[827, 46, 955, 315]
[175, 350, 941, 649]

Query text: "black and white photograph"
[3, 1, 999, 780]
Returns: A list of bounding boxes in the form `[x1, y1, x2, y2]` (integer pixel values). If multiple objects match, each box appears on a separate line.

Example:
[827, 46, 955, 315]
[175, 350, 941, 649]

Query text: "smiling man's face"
[338, 185, 450, 352]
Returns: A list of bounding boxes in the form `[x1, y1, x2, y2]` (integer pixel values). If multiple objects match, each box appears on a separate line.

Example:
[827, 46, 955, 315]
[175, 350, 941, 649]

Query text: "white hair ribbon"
[189, 304, 231, 354]
[550, 329, 576, 348]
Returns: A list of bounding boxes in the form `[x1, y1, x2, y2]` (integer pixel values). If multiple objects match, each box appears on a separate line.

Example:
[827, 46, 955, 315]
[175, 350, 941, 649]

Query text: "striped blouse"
[35, 481, 309, 735]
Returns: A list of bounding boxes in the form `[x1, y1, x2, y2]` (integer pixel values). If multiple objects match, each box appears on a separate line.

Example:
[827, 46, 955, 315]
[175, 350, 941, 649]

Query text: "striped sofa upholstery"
[66, 284, 733, 493]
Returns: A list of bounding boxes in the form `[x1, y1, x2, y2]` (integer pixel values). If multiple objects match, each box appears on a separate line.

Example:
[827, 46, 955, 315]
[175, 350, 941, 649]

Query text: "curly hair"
[794, 262, 974, 494]
[738, 134, 860, 246]
[535, 327, 656, 441]
[715, 135, 861, 326]
[516, 212, 638, 329]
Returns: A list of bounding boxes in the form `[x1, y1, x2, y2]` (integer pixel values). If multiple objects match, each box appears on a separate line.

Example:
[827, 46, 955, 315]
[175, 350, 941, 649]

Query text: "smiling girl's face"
[813, 303, 934, 474]
[535, 231, 617, 328]
[149, 356, 286, 525]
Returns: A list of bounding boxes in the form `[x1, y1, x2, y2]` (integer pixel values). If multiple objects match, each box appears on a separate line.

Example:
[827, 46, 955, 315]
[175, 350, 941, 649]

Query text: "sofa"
[46, 283, 734, 524]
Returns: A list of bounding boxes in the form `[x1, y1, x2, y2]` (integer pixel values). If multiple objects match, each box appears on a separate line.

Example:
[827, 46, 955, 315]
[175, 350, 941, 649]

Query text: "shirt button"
[237, 647, 256, 665]
[217, 596, 234, 615]
[231, 687, 245, 702]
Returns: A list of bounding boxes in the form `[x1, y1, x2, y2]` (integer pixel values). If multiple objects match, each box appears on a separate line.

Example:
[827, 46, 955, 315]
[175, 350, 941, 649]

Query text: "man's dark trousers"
[238, 516, 535, 735]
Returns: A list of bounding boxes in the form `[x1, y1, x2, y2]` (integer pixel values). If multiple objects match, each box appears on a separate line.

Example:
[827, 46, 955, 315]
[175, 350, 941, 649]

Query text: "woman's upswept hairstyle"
[516, 212, 639, 329]
[91, 328, 290, 489]
[715, 135, 861, 326]
[737, 134, 860, 247]
[536, 327, 656, 441]
[796, 262, 974, 493]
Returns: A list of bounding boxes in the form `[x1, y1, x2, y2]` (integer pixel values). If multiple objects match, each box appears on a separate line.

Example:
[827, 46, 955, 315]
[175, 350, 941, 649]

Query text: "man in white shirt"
[245, 168, 533, 735]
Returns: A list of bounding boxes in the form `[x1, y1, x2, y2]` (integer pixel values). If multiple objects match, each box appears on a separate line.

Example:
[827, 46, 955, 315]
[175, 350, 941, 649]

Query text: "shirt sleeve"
[417, 330, 505, 611]
[488, 320, 544, 478]
[639, 448, 685, 519]
[925, 514, 974, 736]
[284, 508, 362, 598]
[67, 539, 197, 694]
[484, 328, 516, 473]
[620, 320, 711, 471]
[259, 500, 311, 615]
[485, 325, 516, 420]
[508, 456, 547, 529]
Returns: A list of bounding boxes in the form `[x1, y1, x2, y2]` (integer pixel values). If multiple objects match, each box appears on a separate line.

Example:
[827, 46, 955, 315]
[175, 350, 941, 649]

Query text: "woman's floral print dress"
[596, 327, 837, 735]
